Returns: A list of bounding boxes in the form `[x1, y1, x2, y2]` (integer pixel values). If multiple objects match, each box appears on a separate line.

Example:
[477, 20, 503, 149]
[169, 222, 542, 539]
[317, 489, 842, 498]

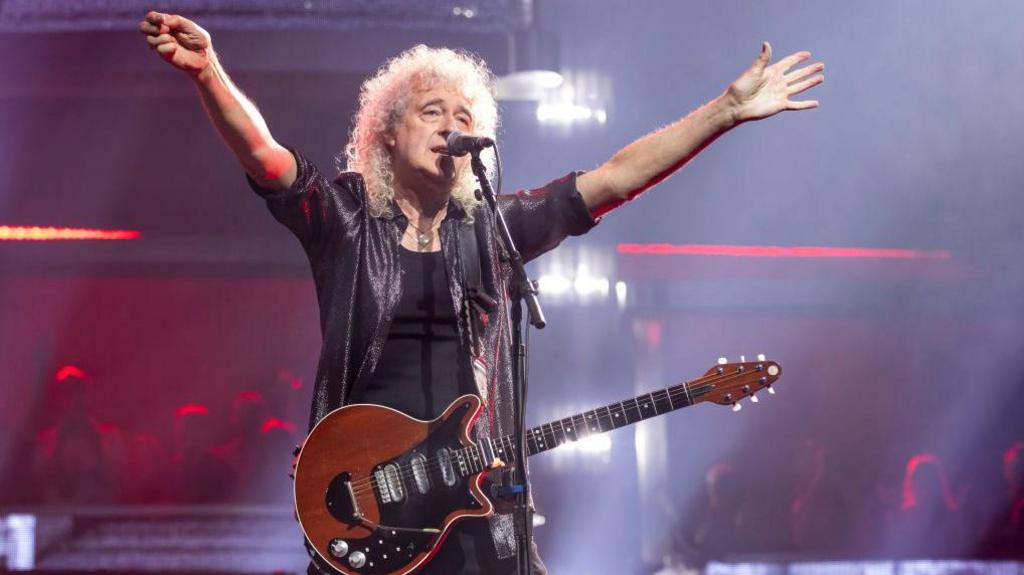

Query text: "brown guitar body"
[294, 395, 494, 575]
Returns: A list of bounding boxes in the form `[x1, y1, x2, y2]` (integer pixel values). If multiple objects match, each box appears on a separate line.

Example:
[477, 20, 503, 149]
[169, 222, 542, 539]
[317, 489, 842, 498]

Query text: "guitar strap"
[457, 220, 496, 359]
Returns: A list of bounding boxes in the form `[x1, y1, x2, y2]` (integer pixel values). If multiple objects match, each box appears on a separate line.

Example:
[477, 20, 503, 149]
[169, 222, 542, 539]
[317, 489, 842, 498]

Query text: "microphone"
[445, 131, 495, 157]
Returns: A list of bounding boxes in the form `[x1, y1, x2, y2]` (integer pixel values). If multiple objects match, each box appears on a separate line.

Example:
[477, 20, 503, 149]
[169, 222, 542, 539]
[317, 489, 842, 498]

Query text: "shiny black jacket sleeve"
[246, 147, 359, 261]
[497, 170, 600, 263]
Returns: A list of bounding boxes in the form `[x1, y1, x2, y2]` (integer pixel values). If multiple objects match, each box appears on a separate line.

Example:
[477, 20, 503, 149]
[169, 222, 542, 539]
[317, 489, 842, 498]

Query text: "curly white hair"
[339, 44, 499, 220]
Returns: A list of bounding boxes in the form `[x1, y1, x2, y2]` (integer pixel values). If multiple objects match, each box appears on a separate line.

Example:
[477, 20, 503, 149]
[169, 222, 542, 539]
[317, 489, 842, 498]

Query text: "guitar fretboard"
[454, 379, 715, 476]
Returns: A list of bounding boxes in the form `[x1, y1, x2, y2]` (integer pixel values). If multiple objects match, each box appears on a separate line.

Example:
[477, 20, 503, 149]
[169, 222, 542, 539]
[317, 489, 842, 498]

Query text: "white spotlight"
[538, 273, 571, 296]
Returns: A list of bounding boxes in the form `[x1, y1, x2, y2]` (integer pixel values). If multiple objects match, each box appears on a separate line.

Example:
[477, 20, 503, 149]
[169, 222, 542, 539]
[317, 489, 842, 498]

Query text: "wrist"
[712, 92, 742, 130]
[191, 49, 219, 85]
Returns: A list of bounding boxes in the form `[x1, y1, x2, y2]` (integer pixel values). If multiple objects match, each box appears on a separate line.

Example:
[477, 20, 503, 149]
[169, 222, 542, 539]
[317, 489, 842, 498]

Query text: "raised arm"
[138, 11, 296, 191]
[578, 42, 824, 217]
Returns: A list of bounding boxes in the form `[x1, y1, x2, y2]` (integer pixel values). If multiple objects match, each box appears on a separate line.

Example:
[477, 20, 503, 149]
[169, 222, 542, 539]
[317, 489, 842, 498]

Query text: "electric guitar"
[293, 356, 782, 574]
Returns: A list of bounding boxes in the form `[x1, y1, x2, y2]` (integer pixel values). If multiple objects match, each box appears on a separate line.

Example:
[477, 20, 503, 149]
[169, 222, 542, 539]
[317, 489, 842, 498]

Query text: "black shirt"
[357, 247, 473, 419]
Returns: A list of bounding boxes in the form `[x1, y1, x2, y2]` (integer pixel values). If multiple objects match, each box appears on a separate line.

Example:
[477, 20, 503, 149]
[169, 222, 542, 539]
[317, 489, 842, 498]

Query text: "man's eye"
[424, 109, 441, 117]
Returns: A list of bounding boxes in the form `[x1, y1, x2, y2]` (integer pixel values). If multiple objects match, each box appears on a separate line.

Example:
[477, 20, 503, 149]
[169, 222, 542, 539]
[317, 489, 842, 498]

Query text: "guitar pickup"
[374, 469, 391, 504]
[382, 463, 406, 503]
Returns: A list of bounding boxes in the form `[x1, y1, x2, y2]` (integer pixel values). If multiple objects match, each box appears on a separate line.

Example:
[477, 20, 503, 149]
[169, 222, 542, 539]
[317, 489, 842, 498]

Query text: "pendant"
[416, 231, 432, 248]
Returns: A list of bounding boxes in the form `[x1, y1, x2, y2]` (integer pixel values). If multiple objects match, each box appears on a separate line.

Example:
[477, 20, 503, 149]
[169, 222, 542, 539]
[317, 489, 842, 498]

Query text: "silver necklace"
[407, 219, 434, 249]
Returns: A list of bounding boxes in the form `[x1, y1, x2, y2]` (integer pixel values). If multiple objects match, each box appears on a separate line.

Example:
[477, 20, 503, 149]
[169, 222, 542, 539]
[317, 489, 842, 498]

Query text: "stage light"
[614, 281, 628, 309]
[572, 270, 609, 298]
[538, 273, 572, 296]
[535, 70, 611, 126]
[495, 70, 564, 101]
[0, 225, 140, 241]
[3, 514, 36, 570]
[536, 102, 607, 125]
[560, 434, 612, 455]
[617, 242, 952, 259]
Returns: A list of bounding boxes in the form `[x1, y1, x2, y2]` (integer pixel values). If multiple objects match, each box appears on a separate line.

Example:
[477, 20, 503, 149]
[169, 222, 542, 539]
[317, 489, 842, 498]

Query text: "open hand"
[725, 42, 824, 124]
[138, 11, 212, 76]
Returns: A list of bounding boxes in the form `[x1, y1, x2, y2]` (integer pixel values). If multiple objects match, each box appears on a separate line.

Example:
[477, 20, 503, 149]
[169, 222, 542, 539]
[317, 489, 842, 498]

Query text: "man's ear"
[383, 132, 396, 149]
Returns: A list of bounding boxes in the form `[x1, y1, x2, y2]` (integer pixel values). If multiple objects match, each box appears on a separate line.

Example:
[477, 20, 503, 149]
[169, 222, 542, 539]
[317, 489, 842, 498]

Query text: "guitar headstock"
[697, 354, 782, 411]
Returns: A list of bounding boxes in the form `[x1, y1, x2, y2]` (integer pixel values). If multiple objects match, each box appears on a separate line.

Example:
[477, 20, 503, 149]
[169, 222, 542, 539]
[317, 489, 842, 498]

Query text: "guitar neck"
[493, 378, 715, 461]
[452, 359, 778, 479]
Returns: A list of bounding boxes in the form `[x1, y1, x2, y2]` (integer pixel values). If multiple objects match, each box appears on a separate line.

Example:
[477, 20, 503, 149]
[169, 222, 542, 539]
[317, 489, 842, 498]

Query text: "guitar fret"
[562, 417, 577, 442]
[641, 393, 658, 418]
[548, 421, 561, 447]
[545, 422, 558, 448]
[627, 398, 638, 422]
[532, 427, 547, 452]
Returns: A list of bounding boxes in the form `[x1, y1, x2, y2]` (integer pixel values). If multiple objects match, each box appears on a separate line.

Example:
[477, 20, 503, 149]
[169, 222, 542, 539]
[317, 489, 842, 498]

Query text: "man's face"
[387, 84, 474, 192]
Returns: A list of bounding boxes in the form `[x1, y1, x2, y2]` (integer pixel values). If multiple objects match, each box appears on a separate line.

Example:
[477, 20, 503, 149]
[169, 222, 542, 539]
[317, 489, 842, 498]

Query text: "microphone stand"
[468, 148, 545, 575]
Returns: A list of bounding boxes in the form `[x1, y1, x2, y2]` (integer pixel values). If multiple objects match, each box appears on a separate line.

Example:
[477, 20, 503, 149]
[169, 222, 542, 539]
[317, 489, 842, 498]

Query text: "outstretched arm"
[577, 42, 824, 217]
[139, 11, 296, 191]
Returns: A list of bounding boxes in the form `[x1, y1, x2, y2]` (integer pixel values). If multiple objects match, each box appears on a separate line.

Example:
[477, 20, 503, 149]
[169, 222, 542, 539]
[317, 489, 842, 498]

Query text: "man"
[139, 10, 823, 574]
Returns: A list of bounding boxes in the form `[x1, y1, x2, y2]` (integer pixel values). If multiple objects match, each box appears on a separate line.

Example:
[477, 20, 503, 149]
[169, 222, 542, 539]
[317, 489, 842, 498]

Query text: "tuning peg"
[717, 357, 728, 365]
[750, 394, 759, 403]
[757, 353, 766, 362]
[740, 355, 746, 362]
[732, 402, 742, 412]
[767, 386, 776, 395]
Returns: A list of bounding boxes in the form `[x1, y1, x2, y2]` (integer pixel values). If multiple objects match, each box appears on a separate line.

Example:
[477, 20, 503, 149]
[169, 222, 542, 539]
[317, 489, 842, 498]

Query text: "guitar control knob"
[328, 539, 349, 558]
[348, 550, 367, 568]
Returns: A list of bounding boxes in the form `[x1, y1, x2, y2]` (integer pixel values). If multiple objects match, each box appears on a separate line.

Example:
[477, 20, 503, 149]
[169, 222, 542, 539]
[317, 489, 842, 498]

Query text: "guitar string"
[343, 369, 769, 497]
[345, 368, 768, 497]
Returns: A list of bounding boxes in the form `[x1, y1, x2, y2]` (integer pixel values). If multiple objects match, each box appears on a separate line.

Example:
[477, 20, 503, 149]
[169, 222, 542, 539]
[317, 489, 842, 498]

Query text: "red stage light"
[55, 365, 88, 381]
[175, 404, 209, 418]
[0, 225, 140, 241]
[261, 417, 298, 434]
[617, 243, 951, 259]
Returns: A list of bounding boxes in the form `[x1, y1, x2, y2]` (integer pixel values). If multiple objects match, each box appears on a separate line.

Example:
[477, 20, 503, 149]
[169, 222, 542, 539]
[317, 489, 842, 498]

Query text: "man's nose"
[439, 115, 461, 137]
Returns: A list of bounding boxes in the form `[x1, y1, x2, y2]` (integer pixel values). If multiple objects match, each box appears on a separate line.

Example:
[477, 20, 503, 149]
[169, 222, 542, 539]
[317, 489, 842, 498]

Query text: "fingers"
[752, 41, 772, 73]
[787, 74, 824, 97]
[156, 42, 177, 61]
[773, 51, 813, 74]
[785, 62, 825, 85]
[139, 20, 168, 36]
[788, 99, 819, 111]
[139, 12, 170, 36]
[159, 13, 185, 30]
[141, 11, 184, 33]
[145, 33, 174, 48]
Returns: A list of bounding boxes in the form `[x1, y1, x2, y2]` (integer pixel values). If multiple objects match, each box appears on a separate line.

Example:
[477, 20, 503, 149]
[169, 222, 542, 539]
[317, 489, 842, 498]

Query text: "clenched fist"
[139, 12, 212, 76]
